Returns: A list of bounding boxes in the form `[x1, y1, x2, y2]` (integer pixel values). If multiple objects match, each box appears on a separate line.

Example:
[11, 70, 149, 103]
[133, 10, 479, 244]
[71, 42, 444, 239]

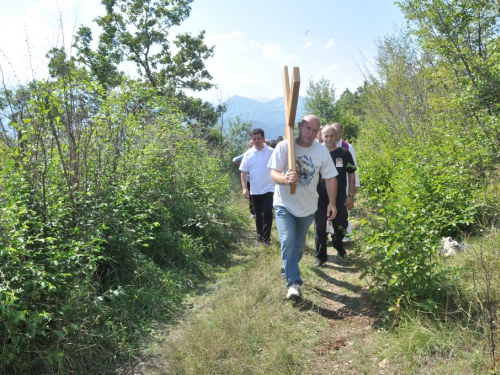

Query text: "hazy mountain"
[225, 95, 305, 141]
[250, 97, 272, 103]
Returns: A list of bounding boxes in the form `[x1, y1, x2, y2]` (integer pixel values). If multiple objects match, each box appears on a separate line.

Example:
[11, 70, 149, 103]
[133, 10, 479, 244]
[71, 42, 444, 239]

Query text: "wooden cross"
[282, 66, 300, 194]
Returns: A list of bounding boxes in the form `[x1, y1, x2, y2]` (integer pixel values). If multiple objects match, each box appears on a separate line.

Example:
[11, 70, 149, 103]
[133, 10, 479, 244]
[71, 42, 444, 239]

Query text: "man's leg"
[252, 194, 264, 243]
[275, 206, 314, 288]
[275, 206, 299, 287]
[247, 181, 255, 217]
[294, 213, 315, 267]
[261, 192, 274, 245]
[314, 204, 328, 265]
[331, 206, 349, 258]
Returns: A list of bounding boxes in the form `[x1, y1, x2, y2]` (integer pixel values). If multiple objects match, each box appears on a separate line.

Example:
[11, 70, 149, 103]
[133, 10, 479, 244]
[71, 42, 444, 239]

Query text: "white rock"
[438, 237, 463, 257]
[379, 358, 390, 368]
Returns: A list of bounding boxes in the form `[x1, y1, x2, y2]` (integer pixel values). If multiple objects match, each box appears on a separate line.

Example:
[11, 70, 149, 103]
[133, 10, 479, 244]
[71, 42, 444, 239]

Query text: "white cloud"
[282, 54, 299, 66]
[205, 31, 245, 45]
[237, 39, 261, 52]
[314, 63, 340, 81]
[0, 0, 102, 84]
[323, 38, 335, 50]
[231, 75, 269, 86]
[261, 44, 301, 69]
[304, 37, 313, 48]
[262, 43, 283, 60]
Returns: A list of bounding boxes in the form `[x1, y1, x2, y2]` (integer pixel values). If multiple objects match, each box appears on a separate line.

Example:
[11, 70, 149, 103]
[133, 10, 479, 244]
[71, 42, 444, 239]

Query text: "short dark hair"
[250, 128, 265, 138]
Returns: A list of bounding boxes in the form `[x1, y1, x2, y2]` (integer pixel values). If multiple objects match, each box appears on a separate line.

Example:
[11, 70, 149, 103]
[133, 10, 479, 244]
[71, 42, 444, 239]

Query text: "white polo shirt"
[239, 144, 275, 195]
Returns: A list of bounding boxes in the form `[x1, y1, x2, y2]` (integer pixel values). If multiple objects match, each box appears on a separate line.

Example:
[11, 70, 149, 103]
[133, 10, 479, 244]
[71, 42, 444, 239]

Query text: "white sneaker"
[287, 283, 302, 300]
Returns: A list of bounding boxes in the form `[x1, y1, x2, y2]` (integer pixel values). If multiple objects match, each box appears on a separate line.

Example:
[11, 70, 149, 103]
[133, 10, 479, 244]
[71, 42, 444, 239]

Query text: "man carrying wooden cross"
[268, 115, 338, 300]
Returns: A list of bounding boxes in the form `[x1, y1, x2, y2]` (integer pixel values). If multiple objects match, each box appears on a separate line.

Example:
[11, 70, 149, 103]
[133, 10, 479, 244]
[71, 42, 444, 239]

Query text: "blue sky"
[0, 0, 405, 102]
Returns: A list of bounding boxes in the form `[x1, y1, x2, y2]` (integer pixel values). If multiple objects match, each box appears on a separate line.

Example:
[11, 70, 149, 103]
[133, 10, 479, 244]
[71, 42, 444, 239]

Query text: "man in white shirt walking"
[240, 128, 276, 247]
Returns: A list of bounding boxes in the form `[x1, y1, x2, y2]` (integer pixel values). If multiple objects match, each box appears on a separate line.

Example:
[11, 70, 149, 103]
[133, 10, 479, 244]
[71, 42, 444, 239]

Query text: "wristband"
[348, 194, 355, 198]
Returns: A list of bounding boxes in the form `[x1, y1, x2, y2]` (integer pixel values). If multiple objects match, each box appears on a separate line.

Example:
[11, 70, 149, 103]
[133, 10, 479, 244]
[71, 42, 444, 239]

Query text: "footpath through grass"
[131, 215, 496, 375]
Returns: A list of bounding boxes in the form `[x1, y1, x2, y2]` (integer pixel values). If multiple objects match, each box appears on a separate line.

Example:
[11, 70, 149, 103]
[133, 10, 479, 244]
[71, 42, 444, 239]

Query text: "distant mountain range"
[224, 95, 305, 141]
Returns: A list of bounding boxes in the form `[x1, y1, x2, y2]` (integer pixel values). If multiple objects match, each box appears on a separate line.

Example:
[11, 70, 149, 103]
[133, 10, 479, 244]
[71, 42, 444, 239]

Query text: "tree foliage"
[398, 0, 500, 114]
[303, 77, 364, 142]
[354, 1, 500, 318]
[0, 70, 238, 372]
[0, 1, 241, 372]
[72, 0, 224, 127]
[335, 86, 365, 142]
[303, 77, 338, 126]
[90, 0, 213, 93]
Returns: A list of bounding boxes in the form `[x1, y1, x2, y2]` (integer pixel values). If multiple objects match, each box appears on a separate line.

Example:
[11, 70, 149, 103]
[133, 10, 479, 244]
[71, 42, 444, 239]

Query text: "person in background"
[232, 140, 255, 218]
[313, 124, 356, 266]
[276, 135, 284, 143]
[240, 129, 275, 247]
[315, 125, 324, 144]
[268, 115, 338, 300]
[332, 122, 360, 241]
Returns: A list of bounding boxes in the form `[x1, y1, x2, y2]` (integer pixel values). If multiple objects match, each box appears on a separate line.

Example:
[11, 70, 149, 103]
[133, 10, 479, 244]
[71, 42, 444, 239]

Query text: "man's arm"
[240, 171, 249, 199]
[232, 153, 244, 167]
[270, 168, 298, 186]
[346, 172, 355, 211]
[348, 144, 360, 191]
[324, 177, 338, 220]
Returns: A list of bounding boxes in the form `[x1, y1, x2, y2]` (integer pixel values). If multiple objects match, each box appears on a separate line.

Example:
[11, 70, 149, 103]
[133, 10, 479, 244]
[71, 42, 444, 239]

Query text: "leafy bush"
[359, 190, 446, 317]
[0, 78, 239, 373]
[357, 109, 494, 319]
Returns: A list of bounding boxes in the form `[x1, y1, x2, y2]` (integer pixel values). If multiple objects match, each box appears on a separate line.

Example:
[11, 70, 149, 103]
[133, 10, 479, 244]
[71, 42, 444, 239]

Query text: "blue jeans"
[274, 205, 315, 288]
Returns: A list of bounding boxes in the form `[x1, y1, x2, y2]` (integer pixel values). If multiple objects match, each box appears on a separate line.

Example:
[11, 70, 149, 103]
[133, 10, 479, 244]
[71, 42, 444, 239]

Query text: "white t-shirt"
[239, 144, 275, 195]
[268, 139, 338, 217]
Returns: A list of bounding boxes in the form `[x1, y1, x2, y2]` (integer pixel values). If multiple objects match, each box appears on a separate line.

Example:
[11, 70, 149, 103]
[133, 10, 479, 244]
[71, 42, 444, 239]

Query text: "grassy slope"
[133, 205, 497, 375]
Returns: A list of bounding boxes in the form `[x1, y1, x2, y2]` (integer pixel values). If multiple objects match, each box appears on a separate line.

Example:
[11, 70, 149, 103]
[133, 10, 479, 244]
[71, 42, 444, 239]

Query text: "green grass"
[143, 244, 322, 374]
[134, 201, 500, 374]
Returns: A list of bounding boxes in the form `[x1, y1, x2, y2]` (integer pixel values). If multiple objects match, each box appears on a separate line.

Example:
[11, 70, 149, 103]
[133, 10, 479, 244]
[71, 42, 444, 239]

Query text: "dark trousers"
[247, 181, 255, 216]
[314, 204, 349, 261]
[251, 191, 274, 244]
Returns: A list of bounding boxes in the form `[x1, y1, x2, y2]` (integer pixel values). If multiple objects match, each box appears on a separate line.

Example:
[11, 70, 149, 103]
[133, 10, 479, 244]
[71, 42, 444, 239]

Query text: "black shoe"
[314, 258, 326, 267]
[337, 250, 347, 259]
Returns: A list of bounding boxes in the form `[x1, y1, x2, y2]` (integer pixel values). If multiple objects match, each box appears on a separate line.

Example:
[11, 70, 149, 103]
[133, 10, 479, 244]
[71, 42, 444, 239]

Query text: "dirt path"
[120, 234, 390, 375]
[302, 243, 382, 374]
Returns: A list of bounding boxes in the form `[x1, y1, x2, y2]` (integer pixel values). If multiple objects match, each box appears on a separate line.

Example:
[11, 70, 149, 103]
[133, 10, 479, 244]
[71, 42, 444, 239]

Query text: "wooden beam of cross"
[282, 66, 300, 194]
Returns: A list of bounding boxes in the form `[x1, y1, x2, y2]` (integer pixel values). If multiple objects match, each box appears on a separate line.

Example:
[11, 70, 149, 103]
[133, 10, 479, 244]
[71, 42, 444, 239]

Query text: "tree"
[89, 0, 214, 93]
[396, 0, 500, 160]
[398, 0, 500, 114]
[335, 86, 366, 142]
[73, 26, 123, 89]
[224, 116, 252, 156]
[74, 0, 221, 127]
[303, 77, 338, 126]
